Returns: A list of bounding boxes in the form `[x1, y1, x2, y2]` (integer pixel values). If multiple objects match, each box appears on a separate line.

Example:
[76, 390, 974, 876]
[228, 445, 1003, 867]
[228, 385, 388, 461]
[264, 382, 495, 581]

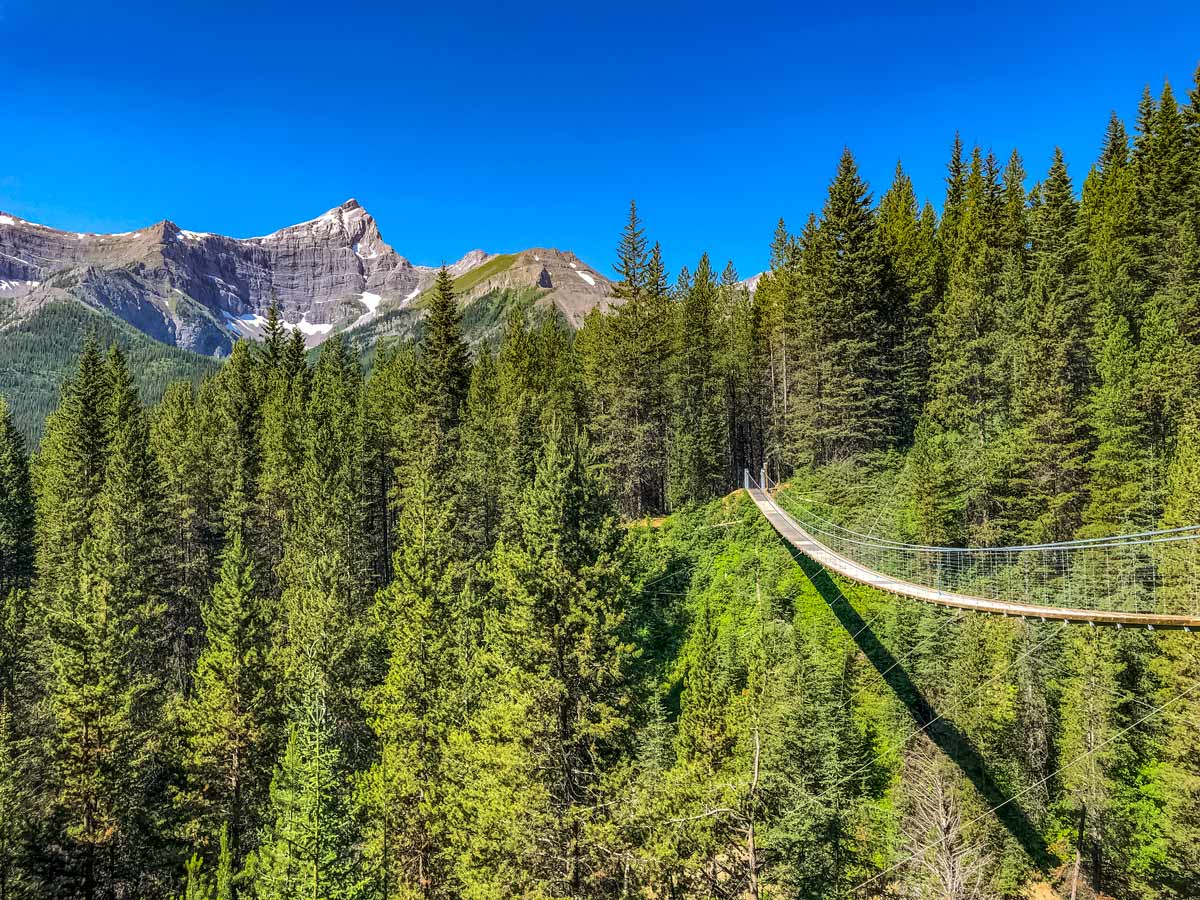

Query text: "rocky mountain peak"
[0, 201, 616, 356]
[448, 249, 489, 276]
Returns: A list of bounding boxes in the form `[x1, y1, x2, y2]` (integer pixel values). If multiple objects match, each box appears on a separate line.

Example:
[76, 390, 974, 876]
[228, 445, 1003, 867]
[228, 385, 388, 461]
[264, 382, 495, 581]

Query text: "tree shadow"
[777, 538, 1057, 871]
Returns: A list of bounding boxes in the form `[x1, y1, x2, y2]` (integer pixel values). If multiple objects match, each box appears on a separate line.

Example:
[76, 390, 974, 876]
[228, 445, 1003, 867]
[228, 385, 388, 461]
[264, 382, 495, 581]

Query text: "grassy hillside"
[347, 285, 550, 369]
[0, 299, 219, 444]
[435, 253, 521, 299]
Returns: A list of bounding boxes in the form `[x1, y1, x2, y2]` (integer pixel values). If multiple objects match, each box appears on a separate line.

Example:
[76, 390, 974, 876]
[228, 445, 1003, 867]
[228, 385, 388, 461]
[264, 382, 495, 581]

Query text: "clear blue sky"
[0, 0, 1197, 277]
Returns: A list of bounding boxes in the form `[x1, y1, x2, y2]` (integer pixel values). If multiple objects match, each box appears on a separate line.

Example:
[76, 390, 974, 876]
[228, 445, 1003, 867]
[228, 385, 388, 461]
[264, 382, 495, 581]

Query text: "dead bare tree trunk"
[1069, 804, 1086, 900]
[902, 738, 991, 900]
[747, 729, 761, 900]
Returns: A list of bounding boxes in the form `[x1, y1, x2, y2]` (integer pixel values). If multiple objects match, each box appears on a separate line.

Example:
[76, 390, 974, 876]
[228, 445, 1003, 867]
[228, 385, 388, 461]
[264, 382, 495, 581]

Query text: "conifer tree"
[152, 382, 221, 690]
[458, 349, 503, 555]
[1080, 124, 1155, 534]
[717, 260, 759, 485]
[0, 397, 33, 597]
[794, 149, 896, 463]
[255, 354, 308, 598]
[1146, 82, 1189, 237]
[1099, 111, 1131, 174]
[0, 571, 32, 900]
[939, 132, 969, 280]
[1133, 85, 1158, 169]
[283, 330, 309, 384]
[456, 425, 634, 896]
[1185, 63, 1200, 215]
[646, 240, 669, 300]
[251, 716, 359, 899]
[1148, 413, 1200, 893]
[1054, 629, 1127, 895]
[757, 218, 800, 478]
[32, 336, 109, 601]
[361, 455, 466, 897]
[925, 146, 1011, 540]
[878, 163, 938, 437]
[417, 267, 470, 450]
[180, 531, 275, 876]
[580, 201, 674, 517]
[261, 302, 286, 370]
[998, 149, 1031, 297]
[1010, 149, 1090, 540]
[207, 341, 263, 537]
[364, 343, 420, 582]
[0, 702, 31, 899]
[276, 336, 370, 741]
[613, 199, 648, 300]
[670, 253, 728, 507]
[1138, 217, 1200, 454]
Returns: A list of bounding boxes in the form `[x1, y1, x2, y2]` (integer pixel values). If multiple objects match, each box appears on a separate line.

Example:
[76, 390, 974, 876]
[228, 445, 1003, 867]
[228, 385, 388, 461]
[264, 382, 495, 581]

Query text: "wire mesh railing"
[745, 468, 1200, 619]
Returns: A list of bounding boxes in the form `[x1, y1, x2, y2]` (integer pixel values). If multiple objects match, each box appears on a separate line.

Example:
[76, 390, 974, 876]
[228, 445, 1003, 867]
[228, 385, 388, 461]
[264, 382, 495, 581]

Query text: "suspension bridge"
[746, 468, 1200, 630]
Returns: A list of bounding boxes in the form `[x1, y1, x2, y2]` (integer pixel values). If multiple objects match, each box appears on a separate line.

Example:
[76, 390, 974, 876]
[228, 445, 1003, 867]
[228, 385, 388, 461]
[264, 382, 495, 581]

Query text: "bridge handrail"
[746, 480, 1200, 627]
[772, 488, 1200, 554]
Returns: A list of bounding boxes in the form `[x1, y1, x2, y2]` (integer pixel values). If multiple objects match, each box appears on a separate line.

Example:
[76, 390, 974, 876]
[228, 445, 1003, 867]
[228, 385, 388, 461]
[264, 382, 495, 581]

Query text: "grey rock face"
[0, 200, 486, 355]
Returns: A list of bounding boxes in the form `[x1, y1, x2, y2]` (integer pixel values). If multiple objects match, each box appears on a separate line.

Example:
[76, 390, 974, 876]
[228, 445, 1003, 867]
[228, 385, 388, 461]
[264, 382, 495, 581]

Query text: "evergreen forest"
[1, 70, 1200, 900]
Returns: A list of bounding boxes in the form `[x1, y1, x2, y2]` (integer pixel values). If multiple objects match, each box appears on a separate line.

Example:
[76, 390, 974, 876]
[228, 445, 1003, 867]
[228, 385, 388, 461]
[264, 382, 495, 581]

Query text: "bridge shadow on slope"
[777, 538, 1056, 871]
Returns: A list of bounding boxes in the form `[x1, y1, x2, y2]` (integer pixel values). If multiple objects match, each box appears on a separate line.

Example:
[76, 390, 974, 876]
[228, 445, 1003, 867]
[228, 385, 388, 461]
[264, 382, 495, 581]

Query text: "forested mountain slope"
[0, 298, 219, 442]
[0, 68, 1198, 900]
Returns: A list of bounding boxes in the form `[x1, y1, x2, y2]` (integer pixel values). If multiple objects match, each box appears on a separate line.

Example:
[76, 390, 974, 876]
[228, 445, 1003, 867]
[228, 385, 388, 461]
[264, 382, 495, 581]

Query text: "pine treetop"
[613, 200, 648, 300]
[1099, 111, 1130, 172]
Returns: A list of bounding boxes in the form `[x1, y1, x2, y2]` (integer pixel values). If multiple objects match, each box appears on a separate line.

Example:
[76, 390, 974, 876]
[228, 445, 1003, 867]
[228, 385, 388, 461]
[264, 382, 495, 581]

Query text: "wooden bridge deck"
[749, 488, 1200, 630]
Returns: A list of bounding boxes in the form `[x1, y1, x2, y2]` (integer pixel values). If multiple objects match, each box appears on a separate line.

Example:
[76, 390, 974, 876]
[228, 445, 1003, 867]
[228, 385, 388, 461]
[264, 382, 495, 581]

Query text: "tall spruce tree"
[1080, 119, 1155, 534]
[417, 266, 470, 450]
[32, 336, 109, 601]
[0, 397, 33, 597]
[794, 149, 897, 463]
[925, 145, 1011, 541]
[261, 302, 287, 370]
[580, 201, 673, 517]
[878, 163, 939, 438]
[455, 425, 634, 896]
[207, 341, 263, 538]
[361, 454, 467, 898]
[670, 253, 728, 507]
[180, 531, 275, 878]
[1149, 412, 1200, 894]
[1011, 149, 1089, 541]
[36, 347, 174, 898]
[276, 336, 370, 740]
[251, 716, 359, 900]
[152, 382, 221, 692]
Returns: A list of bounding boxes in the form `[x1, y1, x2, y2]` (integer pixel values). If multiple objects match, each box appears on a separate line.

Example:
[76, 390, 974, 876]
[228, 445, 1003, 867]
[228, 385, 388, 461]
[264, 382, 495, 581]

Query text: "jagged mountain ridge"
[0, 200, 616, 355]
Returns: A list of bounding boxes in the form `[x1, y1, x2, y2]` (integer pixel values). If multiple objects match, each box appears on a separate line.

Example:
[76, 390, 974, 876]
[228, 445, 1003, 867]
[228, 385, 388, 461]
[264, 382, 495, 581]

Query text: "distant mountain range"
[0, 199, 618, 356]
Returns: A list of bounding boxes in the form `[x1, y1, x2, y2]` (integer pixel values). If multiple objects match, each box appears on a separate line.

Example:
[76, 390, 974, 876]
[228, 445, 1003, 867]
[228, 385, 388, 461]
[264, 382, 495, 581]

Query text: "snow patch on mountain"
[224, 308, 334, 340]
[352, 291, 382, 328]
